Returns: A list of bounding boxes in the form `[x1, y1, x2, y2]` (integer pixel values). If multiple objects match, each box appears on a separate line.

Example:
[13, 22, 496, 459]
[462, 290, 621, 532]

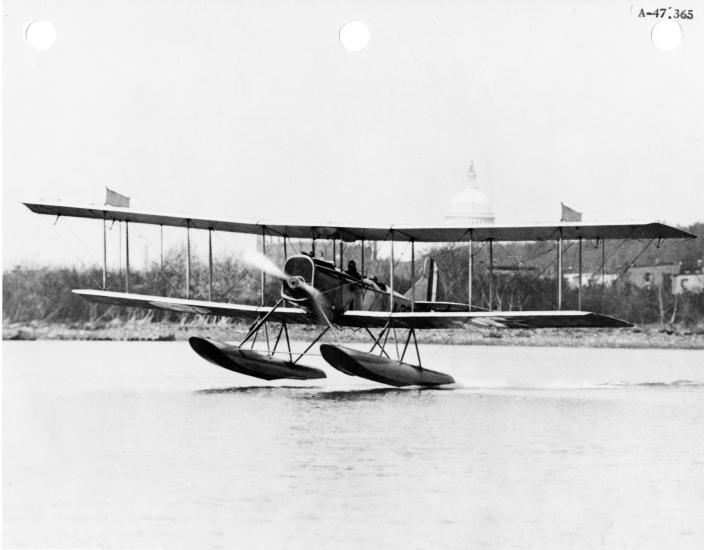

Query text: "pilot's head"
[347, 260, 357, 271]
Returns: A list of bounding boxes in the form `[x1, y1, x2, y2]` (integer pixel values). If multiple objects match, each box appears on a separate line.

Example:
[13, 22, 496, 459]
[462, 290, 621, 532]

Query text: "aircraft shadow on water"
[24, 200, 696, 388]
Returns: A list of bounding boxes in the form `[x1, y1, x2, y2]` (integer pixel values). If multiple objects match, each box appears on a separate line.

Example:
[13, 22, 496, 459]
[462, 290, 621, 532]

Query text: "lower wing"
[74, 290, 631, 329]
[342, 310, 632, 329]
[73, 289, 312, 324]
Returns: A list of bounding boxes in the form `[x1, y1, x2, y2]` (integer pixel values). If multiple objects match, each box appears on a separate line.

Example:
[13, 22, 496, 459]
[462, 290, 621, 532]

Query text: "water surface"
[3, 341, 704, 549]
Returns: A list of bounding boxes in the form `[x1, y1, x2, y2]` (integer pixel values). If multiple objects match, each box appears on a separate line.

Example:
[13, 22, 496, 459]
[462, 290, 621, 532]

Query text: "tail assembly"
[404, 257, 439, 303]
[404, 257, 468, 313]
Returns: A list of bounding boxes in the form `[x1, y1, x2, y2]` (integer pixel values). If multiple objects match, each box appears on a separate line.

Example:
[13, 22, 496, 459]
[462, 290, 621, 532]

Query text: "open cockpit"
[282, 253, 399, 313]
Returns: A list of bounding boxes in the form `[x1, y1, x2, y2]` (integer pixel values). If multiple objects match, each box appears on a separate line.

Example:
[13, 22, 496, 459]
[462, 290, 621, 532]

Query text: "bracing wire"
[53, 219, 105, 289]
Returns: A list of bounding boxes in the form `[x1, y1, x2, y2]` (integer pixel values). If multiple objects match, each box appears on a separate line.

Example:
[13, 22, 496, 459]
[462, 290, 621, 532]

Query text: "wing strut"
[467, 231, 473, 312]
[602, 238, 606, 313]
[208, 228, 213, 301]
[410, 240, 415, 312]
[578, 236, 583, 310]
[557, 228, 563, 310]
[102, 216, 107, 290]
[361, 239, 365, 278]
[186, 220, 191, 299]
[488, 239, 494, 311]
[260, 226, 266, 306]
[390, 230, 395, 312]
[125, 221, 130, 293]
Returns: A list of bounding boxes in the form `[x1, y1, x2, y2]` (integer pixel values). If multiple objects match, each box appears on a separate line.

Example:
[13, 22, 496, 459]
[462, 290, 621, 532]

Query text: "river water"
[3, 341, 704, 549]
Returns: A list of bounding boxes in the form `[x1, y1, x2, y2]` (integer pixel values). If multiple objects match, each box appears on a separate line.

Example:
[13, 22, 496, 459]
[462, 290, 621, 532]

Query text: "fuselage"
[281, 254, 409, 317]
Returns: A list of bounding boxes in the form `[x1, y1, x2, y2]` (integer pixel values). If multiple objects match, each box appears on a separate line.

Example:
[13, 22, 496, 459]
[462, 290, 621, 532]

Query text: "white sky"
[3, 0, 703, 268]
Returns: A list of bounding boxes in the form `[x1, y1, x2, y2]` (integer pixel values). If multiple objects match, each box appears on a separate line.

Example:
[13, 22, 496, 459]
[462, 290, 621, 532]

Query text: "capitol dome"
[445, 162, 495, 225]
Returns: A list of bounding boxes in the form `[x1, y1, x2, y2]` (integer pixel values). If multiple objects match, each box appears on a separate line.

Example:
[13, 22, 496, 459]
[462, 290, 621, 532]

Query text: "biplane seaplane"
[24, 201, 695, 387]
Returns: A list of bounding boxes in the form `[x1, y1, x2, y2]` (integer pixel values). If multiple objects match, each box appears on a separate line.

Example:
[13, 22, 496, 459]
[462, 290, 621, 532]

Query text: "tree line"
[3, 223, 703, 327]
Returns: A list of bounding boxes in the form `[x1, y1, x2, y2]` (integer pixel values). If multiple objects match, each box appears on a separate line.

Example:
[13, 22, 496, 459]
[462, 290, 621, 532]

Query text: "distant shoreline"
[3, 322, 703, 350]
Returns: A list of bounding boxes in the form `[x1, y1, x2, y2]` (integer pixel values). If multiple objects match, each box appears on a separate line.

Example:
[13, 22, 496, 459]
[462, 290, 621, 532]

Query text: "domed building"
[445, 162, 495, 225]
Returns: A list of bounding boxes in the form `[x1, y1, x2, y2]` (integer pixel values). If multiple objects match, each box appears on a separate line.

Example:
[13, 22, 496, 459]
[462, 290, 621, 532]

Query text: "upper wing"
[24, 201, 694, 242]
[342, 310, 632, 329]
[73, 289, 313, 324]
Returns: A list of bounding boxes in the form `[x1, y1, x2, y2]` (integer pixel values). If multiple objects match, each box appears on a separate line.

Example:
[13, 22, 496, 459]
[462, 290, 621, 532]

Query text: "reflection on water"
[197, 385, 324, 394]
[199, 386, 458, 400]
[3, 341, 704, 549]
[603, 379, 704, 387]
[302, 387, 423, 401]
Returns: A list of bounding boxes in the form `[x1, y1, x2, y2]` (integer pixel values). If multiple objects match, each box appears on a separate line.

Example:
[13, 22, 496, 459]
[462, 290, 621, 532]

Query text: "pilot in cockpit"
[346, 260, 361, 280]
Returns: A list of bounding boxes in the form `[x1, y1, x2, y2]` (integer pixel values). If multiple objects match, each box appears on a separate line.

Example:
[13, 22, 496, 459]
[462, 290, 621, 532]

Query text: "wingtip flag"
[561, 202, 582, 222]
[105, 187, 130, 208]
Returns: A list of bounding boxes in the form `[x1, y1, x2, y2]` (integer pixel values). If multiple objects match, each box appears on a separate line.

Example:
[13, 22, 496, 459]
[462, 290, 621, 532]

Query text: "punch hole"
[651, 21, 682, 51]
[25, 20, 57, 50]
[339, 21, 370, 52]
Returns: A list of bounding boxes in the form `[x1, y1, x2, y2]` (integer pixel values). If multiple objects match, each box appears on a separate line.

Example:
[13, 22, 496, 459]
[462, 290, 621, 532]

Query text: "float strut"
[367, 323, 391, 359]
[400, 329, 413, 362]
[412, 328, 422, 369]
[293, 326, 329, 365]
[239, 298, 285, 348]
[283, 322, 293, 363]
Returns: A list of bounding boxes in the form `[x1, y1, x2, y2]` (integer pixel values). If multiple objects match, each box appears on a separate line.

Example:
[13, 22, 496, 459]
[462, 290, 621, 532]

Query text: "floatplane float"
[24, 201, 694, 387]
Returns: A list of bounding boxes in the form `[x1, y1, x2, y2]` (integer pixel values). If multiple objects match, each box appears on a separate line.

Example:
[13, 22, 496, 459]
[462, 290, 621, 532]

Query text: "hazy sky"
[3, 0, 703, 267]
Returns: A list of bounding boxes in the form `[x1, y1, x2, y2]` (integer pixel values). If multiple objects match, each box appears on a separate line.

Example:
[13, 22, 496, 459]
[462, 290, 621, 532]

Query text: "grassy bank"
[4, 321, 703, 349]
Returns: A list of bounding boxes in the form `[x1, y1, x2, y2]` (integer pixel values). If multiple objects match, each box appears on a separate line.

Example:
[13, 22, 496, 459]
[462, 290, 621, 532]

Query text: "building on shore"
[494, 265, 539, 276]
[562, 264, 680, 290]
[623, 262, 681, 289]
[672, 273, 704, 294]
[563, 272, 619, 288]
[563, 259, 704, 295]
[672, 259, 704, 294]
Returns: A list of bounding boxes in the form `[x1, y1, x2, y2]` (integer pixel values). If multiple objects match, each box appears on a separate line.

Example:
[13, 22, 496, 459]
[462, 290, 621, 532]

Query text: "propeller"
[242, 248, 288, 281]
[240, 248, 342, 345]
[241, 249, 328, 312]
